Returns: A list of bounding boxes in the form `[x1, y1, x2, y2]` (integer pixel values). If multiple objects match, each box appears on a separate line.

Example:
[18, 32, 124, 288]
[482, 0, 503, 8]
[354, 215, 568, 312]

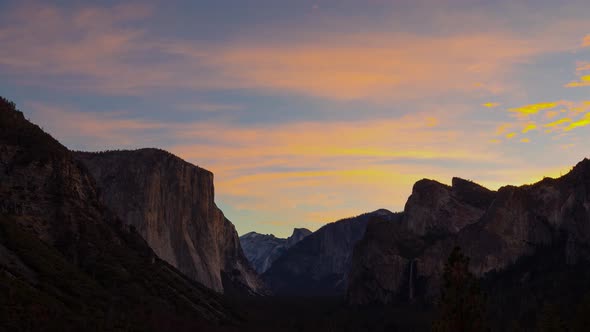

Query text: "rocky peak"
[403, 178, 495, 236]
[285, 228, 312, 248]
[240, 228, 312, 274]
[451, 177, 497, 209]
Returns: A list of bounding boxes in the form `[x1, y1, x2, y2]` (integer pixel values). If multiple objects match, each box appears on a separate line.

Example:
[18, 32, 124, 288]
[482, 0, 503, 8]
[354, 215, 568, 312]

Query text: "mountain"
[0, 97, 237, 330]
[240, 228, 312, 274]
[347, 163, 590, 305]
[263, 209, 399, 296]
[74, 149, 262, 294]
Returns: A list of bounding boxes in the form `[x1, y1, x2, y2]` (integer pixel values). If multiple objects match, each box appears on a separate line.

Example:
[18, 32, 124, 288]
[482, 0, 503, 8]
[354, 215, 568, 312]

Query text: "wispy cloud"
[564, 112, 590, 131]
[0, 3, 588, 102]
[565, 74, 590, 87]
[509, 102, 558, 118]
[482, 102, 501, 108]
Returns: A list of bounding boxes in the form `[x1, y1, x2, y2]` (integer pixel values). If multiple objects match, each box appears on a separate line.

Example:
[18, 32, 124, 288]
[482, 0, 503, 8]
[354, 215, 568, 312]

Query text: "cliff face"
[75, 149, 261, 293]
[0, 97, 235, 329]
[263, 209, 398, 296]
[347, 162, 590, 305]
[240, 228, 312, 274]
[403, 177, 495, 236]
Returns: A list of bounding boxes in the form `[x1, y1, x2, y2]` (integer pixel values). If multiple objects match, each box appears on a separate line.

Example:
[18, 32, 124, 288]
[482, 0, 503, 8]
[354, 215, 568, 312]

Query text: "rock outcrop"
[403, 177, 495, 236]
[240, 228, 312, 274]
[347, 162, 590, 305]
[263, 209, 399, 296]
[75, 149, 261, 294]
[0, 97, 235, 329]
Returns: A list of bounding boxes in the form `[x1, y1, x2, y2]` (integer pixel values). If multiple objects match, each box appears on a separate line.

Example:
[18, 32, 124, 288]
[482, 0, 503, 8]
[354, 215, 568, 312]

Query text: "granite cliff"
[240, 228, 312, 274]
[75, 149, 262, 294]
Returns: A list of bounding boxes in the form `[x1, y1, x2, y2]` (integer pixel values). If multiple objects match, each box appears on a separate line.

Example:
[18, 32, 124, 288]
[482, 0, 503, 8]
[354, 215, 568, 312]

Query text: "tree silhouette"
[432, 246, 487, 332]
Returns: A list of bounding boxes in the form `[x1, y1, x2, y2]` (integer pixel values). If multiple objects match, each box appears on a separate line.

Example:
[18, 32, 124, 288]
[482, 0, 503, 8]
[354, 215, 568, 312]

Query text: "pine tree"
[432, 246, 487, 332]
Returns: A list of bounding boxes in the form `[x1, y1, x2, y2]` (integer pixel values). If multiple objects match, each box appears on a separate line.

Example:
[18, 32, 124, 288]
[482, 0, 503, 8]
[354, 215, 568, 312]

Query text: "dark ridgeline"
[262, 209, 400, 296]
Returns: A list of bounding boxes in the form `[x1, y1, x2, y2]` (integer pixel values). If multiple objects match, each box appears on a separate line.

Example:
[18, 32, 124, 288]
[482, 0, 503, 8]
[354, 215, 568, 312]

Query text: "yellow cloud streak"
[564, 112, 590, 131]
[521, 123, 537, 133]
[544, 118, 572, 128]
[509, 102, 558, 117]
[565, 75, 590, 87]
[482, 102, 500, 108]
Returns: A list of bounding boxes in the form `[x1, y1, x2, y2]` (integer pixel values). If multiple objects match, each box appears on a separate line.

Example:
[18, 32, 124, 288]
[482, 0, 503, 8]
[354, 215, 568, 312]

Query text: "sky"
[1, 0, 590, 237]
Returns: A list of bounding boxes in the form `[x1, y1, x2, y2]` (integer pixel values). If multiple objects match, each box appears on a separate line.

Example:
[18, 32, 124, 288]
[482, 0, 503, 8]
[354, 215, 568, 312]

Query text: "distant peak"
[240, 231, 261, 238]
[371, 208, 393, 216]
[291, 228, 312, 237]
[411, 178, 449, 194]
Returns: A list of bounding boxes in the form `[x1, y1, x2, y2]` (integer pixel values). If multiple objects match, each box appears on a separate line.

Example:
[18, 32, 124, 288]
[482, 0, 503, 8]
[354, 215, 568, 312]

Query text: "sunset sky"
[2, 0, 590, 237]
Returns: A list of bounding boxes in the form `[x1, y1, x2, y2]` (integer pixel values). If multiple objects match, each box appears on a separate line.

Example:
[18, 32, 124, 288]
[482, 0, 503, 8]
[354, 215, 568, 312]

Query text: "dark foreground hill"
[0, 97, 240, 331]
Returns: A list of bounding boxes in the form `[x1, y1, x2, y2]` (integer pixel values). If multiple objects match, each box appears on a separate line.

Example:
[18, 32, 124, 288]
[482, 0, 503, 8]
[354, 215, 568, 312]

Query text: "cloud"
[576, 61, 590, 72]
[482, 102, 501, 108]
[565, 74, 590, 87]
[521, 123, 537, 133]
[495, 123, 512, 135]
[520, 138, 530, 143]
[564, 112, 590, 131]
[494, 100, 590, 141]
[509, 102, 558, 118]
[545, 110, 560, 119]
[584, 34, 590, 47]
[176, 102, 243, 113]
[0, 3, 588, 101]
[544, 117, 572, 128]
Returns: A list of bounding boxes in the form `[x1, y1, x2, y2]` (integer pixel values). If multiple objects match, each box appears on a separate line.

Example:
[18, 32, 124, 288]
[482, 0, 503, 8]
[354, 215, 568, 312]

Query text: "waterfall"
[408, 259, 415, 301]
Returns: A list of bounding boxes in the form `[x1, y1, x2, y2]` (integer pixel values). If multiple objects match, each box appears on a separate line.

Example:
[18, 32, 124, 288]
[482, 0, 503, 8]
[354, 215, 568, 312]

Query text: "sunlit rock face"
[263, 209, 399, 296]
[240, 228, 312, 274]
[75, 149, 262, 294]
[348, 160, 590, 305]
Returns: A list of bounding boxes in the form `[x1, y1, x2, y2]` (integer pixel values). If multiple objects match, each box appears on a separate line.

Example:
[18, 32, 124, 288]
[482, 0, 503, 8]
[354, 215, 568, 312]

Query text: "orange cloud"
[584, 34, 590, 47]
[495, 123, 512, 135]
[576, 61, 590, 72]
[545, 110, 560, 119]
[520, 138, 530, 143]
[0, 3, 587, 101]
